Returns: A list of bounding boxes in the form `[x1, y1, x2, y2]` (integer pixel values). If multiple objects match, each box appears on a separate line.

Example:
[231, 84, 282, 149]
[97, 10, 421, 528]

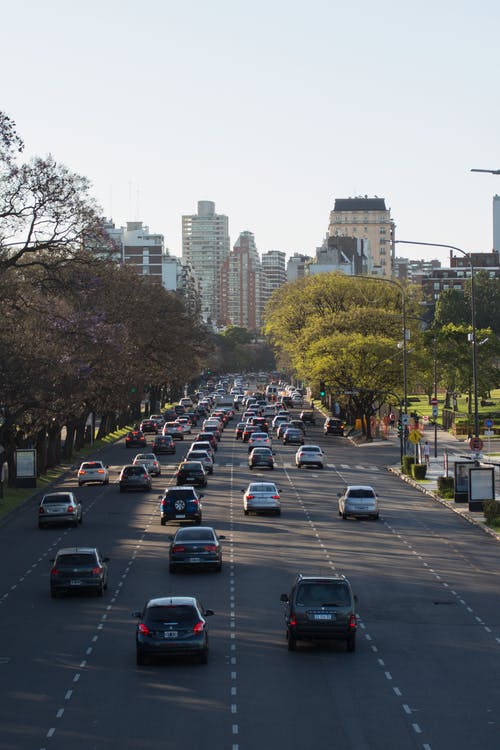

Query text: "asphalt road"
[1, 413, 500, 750]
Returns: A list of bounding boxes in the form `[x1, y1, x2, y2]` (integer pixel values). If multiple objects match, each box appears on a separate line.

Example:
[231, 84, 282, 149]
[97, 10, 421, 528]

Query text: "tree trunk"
[74, 413, 88, 452]
[63, 420, 77, 460]
[36, 428, 48, 475]
[47, 423, 62, 467]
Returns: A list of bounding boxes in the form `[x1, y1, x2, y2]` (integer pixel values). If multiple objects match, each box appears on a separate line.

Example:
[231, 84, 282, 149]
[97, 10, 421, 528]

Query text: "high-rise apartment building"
[328, 197, 395, 276]
[219, 231, 262, 331]
[493, 195, 500, 252]
[182, 201, 230, 327]
[287, 253, 312, 282]
[122, 221, 164, 281]
[261, 250, 287, 311]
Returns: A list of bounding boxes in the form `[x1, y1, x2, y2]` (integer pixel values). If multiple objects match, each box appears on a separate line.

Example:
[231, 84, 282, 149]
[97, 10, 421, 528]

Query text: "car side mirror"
[204, 609, 214, 617]
[280, 593, 289, 603]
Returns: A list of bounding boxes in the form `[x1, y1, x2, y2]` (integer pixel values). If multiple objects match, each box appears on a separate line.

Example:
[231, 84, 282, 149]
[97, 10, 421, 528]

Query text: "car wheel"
[342, 513, 347, 520]
[136, 648, 148, 666]
[249, 465, 253, 470]
[105, 479, 109, 485]
[160, 518, 166, 526]
[195, 517, 202, 526]
[297, 463, 302, 469]
[244, 509, 249, 516]
[72, 521, 79, 528]
[346, 636, 356, 652]
[275, 509, 281, 516]
[372, 513, 379, 521]
[78, 482, 83, 487]
[318, 464, 324, 469]
[287, 630, 297, 651]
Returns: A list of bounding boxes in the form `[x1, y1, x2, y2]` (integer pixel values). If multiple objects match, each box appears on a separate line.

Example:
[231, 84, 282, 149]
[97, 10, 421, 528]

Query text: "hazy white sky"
[2, 0, 499, 265]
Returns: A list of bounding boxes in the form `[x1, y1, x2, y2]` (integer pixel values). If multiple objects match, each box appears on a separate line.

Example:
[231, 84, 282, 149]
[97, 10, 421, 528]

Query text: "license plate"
[188, 557, 201, 563]
[175, 514, 186, 519]
[314, 613, 333, 620]
[70, 580, 82, 586]
[164, 631, 178, 639]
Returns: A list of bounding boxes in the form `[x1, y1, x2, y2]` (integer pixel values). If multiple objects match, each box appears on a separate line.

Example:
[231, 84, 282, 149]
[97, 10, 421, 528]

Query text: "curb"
[386, 466, 500, 543]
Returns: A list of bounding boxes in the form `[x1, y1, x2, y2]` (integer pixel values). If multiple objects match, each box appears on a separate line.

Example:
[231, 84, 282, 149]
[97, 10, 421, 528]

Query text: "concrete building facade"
[261, 250, 287, 311]
[219, 231, 262, 331]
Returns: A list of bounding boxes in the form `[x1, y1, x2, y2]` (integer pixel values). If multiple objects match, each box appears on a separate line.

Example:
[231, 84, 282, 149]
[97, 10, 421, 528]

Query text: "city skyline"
[2, 1, 499, 266]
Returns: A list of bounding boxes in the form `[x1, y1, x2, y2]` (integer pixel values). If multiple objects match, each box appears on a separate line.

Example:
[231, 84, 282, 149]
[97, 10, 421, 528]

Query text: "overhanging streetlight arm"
[470, 168, 500, 175]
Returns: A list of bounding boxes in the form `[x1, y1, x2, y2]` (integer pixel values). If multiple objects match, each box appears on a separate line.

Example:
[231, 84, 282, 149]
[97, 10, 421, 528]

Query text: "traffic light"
[319, 381, 326, 398]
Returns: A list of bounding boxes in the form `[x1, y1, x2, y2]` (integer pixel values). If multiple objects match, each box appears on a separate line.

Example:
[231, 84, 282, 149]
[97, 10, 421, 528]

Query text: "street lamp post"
[395, 240, 480, 438]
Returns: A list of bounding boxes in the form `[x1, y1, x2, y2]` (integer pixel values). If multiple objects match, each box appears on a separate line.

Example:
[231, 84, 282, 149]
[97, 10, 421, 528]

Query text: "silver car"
[186, 449, 214, 475]
[241, 482, 281, 516]
[133, 453, 161, 476]
[77, 460, 109, 486]
[338, 485, 379, 520]
[38, 491, 83, 528]
[295, 445, 324, 468]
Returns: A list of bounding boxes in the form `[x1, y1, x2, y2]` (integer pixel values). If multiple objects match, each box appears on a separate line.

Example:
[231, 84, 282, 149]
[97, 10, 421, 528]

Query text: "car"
[289, 419, 306, 434]
[242, 424, 258, 442]
[175, 417, 192, 435]
[338, 485, 379, 520]
[291, 394, 304, 407]
[125, 430, 147, 448]
[118, 464, 152, 492]
[280, 574, 357, 652]
[195, 431, 218, 451]
[179, 397, 193, 409]
[235, 421, 246, 440]
[184, 411, 199, 427]
[168, 526, 225, 573]
[159, 486, 203, 526]
[241, 481, 281, 515]
[276, 420, 292, 439]
[273, 415, 290, 432]
[152, 435, 176, 455]
[189, 440, 215, 462]
[77, 460, 109, 486]
[50, 547, 109, 597]
[186, 449, 214, 474]
[133, 596, 214, 665]
[282, 427, 305, 445]
[175, 461, 207, 487]
[248, 447, 275, 470]
[162, 421, 185, 440]
[247, 431, 271, 452]
[295, 445, 324, 469]
[250, 416, 269, 432]
[133, 453, 161, 476]
[38, 491, 83, 528]
[174, 404, 186, 416]
[140, 418, 159, 434]
[300, 410, 316, 425]
[150, 414, 165, 429]
[324, 417, 345, 436]
[202, 424, 221, 442]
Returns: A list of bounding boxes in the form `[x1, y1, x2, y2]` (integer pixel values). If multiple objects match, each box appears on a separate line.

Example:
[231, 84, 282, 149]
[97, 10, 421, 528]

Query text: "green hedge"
[412, 463, 427, 480]
[483, 500, 500, 525]
[402, 455, 415, 475]
[437, 476, 454, 499]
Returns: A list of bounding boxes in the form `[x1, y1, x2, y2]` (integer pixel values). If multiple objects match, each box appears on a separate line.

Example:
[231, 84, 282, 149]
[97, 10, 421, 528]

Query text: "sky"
[2, 0, 499, 266]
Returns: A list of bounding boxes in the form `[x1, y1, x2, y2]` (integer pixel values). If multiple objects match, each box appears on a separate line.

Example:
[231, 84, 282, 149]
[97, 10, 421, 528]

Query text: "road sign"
[469, 436, 484, 451]
[401, 414, 410, 426]
[431, 406, 439, 418]
[431, 397, 438, 406]
[408, 429, 422, 445]
[485, 418, 493, 428]
[485, 430, 494, 437]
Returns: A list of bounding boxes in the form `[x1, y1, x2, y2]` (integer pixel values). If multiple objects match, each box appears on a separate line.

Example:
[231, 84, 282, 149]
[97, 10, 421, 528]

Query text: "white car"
[295, 445, 324, 469]
[77, 460, 109, 486]
[175, 417, 192, 435]
[338, 485, 379, 520]
[133, 453, 161, 476]
[186, 448, 214, 475]
[241, 482, 281, 516]
[247, 432, 272, 452]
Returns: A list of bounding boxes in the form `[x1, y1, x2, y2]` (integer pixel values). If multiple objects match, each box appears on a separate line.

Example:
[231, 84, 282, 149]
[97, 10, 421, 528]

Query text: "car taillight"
[246, 494, 254, 500]
[193, 621, 204, 633]
[67, 506, 74, 513]
[78, 470, 85, 475]
[271, 495, 280, 500]
[138, 623, 150, 635]
[97, 469, 104, 474]
[204, 544, 217, 552]
[172, 545, 185, 553]
[92, 566, 103, 576]
[50, 568, 58, 576]
[289, 616, 296, 627]
[349, 614, 357, 629]
[39, 507, 44, 514]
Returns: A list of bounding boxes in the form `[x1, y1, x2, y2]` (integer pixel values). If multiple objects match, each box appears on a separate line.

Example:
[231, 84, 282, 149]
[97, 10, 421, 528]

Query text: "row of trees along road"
[263, 272, 500, 439]
[0, 112, 212, 482]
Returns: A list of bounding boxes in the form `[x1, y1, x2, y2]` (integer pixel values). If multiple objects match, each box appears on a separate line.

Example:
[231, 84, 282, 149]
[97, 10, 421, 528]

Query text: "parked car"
[280, 574, 357, 652]
[159, 486, 203, 526]
[50, 546, 109, 597]
[175, 461, 207, 488]
[295, 445, 324, 469]
[300, 410, 316, 425]
[338, 485, 379, 520]
[248, 447, 275, 470]
[241, 482, 281, 516]
[133, 596, 214, 665]
[152, 435, 176, 455]
[118, 464, 152, 492]
[77, 460, 109, 486]
[133, 453, 161, 476]
[168, 526, 225, 573]
[324, 417, 345, 436]
[125, 430, 147, 449]
[38, 491, 83, 528]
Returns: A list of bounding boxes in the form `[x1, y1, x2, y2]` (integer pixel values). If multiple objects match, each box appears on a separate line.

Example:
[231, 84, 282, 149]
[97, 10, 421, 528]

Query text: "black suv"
[159, 486, 203, 526]
[300, 410, 316, 425]
[324, 417, 345, 436]
[50, 547, 109, 597]
[280, 574, 357, 652]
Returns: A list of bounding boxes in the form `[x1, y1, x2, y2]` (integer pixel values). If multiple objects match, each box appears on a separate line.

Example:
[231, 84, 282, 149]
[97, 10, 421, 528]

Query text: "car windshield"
[135, 454, 154, 461]
[145, 605, 197, 626]
[57, 554, 96, 567]
[348, 489, 375, 498]
[296, 583, 350, 607]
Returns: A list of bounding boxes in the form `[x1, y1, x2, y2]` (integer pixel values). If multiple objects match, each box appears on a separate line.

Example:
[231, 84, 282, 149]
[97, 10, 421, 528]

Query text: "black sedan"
[168, 526, 225, 573]
[248, 446, 275, 470]
[152, 435, 176, 455]
[175, 461, 208, 488]
[133, 596, 214, 665]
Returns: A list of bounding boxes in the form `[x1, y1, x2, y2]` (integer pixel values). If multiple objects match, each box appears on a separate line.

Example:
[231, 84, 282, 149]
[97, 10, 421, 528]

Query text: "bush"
[437, 476, 454, 499]
[483, 499, 500, 525]
[412, 463, 427, 480]
[402, 455, 415, 475]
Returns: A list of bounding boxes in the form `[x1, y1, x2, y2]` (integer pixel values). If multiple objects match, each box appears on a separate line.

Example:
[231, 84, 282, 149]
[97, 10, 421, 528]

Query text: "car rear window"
[165, 489, 197, 500]
[42, 494, 72, 504]
[348, 489, 375, 498]
[56, 554, 96, 567]
[82, 462, 101, 469]
[296, 583, 350, 607]
[176, 529, 214, 541]
[124, 466, 146, 476]
[145, 605, 197, 626]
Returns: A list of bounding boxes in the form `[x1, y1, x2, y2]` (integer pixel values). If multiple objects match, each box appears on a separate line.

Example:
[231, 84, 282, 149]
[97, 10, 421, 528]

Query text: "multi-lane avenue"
[1, 412, 500, 750]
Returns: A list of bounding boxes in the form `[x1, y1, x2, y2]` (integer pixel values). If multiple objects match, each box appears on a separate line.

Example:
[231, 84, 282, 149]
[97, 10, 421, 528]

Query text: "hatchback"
[133, 453, 161, 476]
[140, 419, 159, 434]
[195, 432, 218, 451]
[168, 526, 225, 573]
[338, 485, 379, 520]
[125, 430, 147, 449]
[159, 486, 203, 526]
[133, 596, 214, 665]
[38, 492, 83, 528]
[324, 417, 345, 436]
[241, 482, 281, 515]
[190, 440, 215, 462]
[235, 421, 246, 440]
[280, 574, 357, 652]
[77, 460, 109, 486]
[118, 465, 152, 493]
[50, 546, 109, 597]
